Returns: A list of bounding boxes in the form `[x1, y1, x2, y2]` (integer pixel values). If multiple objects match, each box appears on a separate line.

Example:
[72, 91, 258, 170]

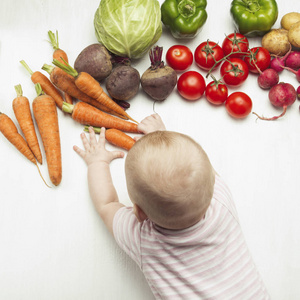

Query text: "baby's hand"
[73, 127, 124, 166]
[137, 114, 166, 135]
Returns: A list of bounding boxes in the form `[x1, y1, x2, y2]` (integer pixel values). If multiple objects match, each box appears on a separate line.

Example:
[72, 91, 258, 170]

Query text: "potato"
[288, 21, 300, 48]
[262, 29, 291, 56]
[281, 12, 300, 30]
[74, 44, 112, 82]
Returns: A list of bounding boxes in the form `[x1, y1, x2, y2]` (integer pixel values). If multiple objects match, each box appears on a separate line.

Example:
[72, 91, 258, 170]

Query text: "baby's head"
[125, 131, 215, 230]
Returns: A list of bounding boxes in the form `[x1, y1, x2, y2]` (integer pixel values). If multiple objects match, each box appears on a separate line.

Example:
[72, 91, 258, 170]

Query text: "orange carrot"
[0, 111, 50, 187]
[20, 60, 65, 110]
[32, 84, 62, 186]
[52, 59, 138, 123]
[63, 102, 138, 133]
[48, 30, 73, 104]
[42, 64, 127, 120]
[13, 84, 43, 164]
[84, 126, 136, 150]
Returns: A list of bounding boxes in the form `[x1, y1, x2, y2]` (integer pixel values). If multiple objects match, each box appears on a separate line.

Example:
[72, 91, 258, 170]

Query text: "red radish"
[253, 82, 296, 121]
[270, 56, 286, 73]
[257, 68, 279, 90]
[284, 66, 300, 82]
[297, 86, 300, 100]
[270, 46, 291, 73]
[285, 51, 300, 70]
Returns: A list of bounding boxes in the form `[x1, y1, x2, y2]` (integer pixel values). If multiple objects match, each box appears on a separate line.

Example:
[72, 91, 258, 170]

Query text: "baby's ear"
[133, 204, 148, 222]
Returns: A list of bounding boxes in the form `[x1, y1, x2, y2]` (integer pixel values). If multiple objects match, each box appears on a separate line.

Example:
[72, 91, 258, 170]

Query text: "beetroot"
[253, 82, 296, 120]
[257, 68, 279, 89]
[285, 51, 300, 70]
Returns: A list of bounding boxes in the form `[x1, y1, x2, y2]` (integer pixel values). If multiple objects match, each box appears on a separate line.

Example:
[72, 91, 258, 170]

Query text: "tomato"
[194, 41, 224, 71]
[244, 47, 271, 73]
[225, 92, 252, 119]
[221, 33, 249, 58]
[205, 78, 228, 105]
[166, 45, 193, 72]
[220, 58, 249, 87]
[177, 71, 206, 101]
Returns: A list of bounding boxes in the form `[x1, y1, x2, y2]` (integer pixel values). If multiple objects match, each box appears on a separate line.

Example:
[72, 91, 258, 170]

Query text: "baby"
[74, 114, 270, 300]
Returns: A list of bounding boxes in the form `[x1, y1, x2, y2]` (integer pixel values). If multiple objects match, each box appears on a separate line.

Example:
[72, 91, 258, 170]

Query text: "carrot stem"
[84, 125, 101, 134]
[20, 60, 34, 75]
[62, 102, 74, 114]
[52, 58, 78, 77]
[48, 30, 59, 50]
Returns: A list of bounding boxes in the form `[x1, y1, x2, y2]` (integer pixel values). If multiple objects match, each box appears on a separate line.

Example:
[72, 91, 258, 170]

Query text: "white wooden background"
[0, 0, 300, 299]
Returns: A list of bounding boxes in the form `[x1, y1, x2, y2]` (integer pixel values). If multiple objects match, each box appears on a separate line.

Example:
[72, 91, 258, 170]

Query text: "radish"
[257, 68, 279, 90]
[285, 51, 300, 70]
[253, 82, 296, 121]
[283, 66, 300, 83]
[270, 45, 291, 73]
[297, 86, 300, 100]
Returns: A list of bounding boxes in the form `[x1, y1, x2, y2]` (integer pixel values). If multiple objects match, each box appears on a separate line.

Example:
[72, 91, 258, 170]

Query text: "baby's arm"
[137, 113, 166, 134]
[73, 127, 125, 234]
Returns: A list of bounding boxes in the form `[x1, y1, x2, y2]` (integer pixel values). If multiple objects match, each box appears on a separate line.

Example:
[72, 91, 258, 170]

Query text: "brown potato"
[281, 12, 300, 30]
[262, 29, 291, 56]
[288, 21, 300, 48]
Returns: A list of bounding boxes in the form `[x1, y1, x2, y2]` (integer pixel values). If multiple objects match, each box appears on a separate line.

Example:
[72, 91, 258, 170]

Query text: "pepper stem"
[178, 0, 196, 18]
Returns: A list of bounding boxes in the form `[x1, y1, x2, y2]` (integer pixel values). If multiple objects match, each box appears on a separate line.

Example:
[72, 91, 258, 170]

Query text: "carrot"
[13, 84, 42, 164]
[52, 59, 138, 123]
[48, 30, 73, 104]
[84, 126, 136, 151]
[32, 84, 62, 186]
[42, 64, 127, 120]
[0, 111, 50, 187]
[63, 102, 138, 133]
[20, 60, 65, 110]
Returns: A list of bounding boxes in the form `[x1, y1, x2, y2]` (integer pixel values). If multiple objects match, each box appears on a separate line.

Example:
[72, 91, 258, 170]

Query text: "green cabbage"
[94, 0, 162, 59]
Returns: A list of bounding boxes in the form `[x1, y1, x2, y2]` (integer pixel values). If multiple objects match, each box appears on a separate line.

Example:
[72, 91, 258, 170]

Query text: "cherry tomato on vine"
[177, 71, 206, 101]
[194, 41, 224, 71]
[222, 33, 249, 59]
[166, 45, 193, 72]
[220, 58, 249, 87]
[205, 77, 228, 105]
[225, 92, 252, 119]
[244, 47, 271, 73]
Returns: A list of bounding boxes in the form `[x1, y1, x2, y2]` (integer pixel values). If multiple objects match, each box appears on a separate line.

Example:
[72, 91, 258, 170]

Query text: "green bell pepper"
[161, 0, 207, 39]
[230, 0, 278, 37]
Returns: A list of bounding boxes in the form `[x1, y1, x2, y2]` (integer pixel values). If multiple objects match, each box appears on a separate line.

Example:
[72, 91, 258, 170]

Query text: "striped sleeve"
[113, 207, 142, 267]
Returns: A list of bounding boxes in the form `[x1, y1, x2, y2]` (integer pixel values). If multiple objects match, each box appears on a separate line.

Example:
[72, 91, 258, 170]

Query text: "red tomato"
[194, 41, 224, 71]
[244, 47, 271, 73]
[220, 58, 249, 87]
[177, 71, 206, 101]
[225, 92, 252, 119]
[166, 45, 193, 72]
[205, 79, 228, 105]
[222, 33, 249, 58]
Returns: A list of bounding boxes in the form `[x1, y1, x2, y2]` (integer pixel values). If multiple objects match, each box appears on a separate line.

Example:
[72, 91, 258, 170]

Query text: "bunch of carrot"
[0, 84, 53, 187]
[1, 30, 140, 188]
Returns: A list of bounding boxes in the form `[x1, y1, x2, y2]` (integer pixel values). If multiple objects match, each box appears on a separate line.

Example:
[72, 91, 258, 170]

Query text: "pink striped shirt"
[113, 174, 270, 299]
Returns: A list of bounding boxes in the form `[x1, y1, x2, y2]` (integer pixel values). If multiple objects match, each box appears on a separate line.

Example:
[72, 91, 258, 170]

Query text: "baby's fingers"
[73, 145, 85, 158]
[110, 150, 125, 161]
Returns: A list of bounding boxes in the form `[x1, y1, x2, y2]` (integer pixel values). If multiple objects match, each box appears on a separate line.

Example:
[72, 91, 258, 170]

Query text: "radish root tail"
[252, 106, 287, 121]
